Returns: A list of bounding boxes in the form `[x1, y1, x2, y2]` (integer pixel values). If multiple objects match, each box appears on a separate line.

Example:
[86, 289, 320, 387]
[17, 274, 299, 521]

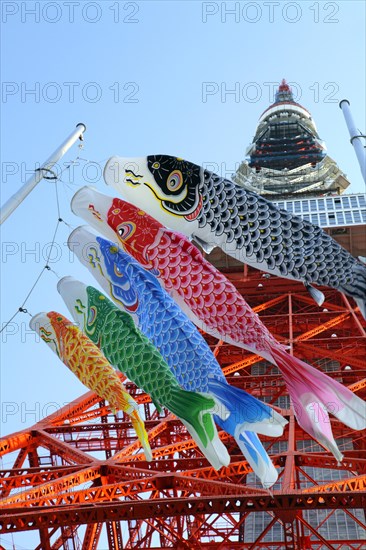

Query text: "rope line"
[1, 148, 106, 334]
[1, 182, 63, 334]
[56, 155, 109, 186]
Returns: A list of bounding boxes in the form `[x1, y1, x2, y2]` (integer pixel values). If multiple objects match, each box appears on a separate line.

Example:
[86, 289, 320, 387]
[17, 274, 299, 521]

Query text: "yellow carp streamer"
[30, 311, 152, 461]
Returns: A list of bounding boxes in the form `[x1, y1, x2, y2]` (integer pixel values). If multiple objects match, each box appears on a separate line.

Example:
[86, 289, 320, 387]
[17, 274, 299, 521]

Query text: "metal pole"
[0, 123, 86, 225]
[339, 100, 366, 185]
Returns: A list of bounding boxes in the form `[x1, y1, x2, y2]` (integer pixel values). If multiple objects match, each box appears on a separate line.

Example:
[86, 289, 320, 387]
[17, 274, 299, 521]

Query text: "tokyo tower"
[1, 81, 365, 549]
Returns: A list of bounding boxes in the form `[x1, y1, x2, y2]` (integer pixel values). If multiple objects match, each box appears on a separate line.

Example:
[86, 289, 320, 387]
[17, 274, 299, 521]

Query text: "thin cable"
[57, 155, 109, 186]
[0, 536, 30, 550]
[77, 156, 109, 165]
[0, 310, 20, 333]
[55, 179, 61, 219]
[60, 217, 74, 229]
[49, 267, 62, 280]
[20, 219, 61, 307]
[1, 184, 63, 334]
[57, 156, 82, 185]
[2, 148, 103, 334]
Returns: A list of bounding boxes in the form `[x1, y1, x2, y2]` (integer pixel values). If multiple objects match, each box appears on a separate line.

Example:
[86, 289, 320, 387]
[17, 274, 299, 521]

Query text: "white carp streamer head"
[104, 155, 202, 235]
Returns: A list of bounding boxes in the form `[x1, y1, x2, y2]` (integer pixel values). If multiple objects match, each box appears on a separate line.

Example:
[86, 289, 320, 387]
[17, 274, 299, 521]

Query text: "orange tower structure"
[0, 261, 365, 548]
[1, 84, 365, 548]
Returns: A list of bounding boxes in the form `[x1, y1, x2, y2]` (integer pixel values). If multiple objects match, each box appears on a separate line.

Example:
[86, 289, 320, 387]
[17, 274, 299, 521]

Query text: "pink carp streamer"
[71, 186, 366, 463]
[30, 311, 152, 461]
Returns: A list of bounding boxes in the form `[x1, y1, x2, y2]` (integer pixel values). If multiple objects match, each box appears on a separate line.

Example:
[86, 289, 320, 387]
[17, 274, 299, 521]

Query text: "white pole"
[0, 123, 86, 225]
[339, 100, 366, 185]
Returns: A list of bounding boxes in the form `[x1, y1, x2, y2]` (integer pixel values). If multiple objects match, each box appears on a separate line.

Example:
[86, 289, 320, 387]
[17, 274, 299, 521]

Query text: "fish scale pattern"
[103, 154, 366, 316]
[147, 229, 270, 353]
[48, 312, 138, 414]
[86, 235, 284, 435]
[30, 311, 152, 460]
[84, 287, 188, 408]
[58, 278, 233, 469]
[199, 171, 362, 294]
[63, 225, 292, 483]
[118, 262, 223, 392]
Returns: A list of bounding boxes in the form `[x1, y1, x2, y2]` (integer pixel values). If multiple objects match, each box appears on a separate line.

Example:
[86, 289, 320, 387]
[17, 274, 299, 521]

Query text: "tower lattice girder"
[1, 265, 365, 549]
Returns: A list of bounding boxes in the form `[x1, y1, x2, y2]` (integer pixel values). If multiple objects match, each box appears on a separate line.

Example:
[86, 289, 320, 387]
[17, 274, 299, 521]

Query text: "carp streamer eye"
[114, 264, 124, 278]
[152, 161, 160, 169]
[88, 306, 97, 325]
[117, 222, 135, 240]
[167, 170, 183, 192]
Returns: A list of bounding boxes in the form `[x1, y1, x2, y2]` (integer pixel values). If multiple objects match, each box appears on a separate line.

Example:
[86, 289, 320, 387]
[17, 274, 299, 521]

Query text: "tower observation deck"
[235, 79, 351, 199]
[234, 79, 366, 261]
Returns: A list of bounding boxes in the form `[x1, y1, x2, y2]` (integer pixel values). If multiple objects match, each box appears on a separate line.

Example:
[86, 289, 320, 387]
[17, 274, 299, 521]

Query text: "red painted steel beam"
[1, 492, 365, 533]
[0, 465, 102, 507]
[303, 474, 366, 493]
[0, 430, 33, 456]
[81, 522, 103, 550]
[0, 465, 83, 497]
[0, 252, 364, 547]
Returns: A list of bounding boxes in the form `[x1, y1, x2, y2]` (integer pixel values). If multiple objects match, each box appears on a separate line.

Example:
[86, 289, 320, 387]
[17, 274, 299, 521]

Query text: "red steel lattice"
[0, 260, 365, 549]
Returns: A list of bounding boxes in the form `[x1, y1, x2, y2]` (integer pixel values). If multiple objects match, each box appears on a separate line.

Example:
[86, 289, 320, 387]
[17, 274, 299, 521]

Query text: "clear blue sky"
[1, 1, 365, 547]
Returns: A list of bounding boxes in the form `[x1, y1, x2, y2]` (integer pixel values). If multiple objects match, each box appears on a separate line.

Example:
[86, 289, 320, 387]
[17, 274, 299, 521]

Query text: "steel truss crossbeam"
[0, 262, 365, 548]
[1, 491, 365, 533]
